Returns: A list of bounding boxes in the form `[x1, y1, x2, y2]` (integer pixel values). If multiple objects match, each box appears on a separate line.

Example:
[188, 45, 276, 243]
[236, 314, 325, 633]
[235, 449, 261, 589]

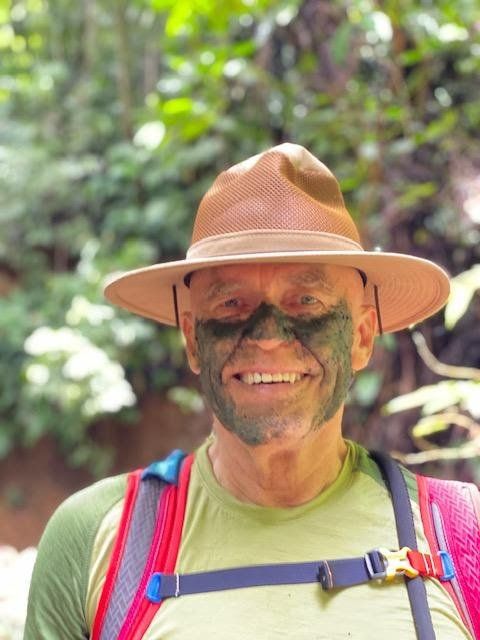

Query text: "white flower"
[0, 546, 37, 639]
[24, 327, 87, 355]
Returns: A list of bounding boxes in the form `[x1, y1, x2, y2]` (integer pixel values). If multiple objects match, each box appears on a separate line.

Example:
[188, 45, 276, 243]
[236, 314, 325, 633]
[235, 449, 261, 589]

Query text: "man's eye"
[223, 298, 240, 308]
[300, 295, 319, 305]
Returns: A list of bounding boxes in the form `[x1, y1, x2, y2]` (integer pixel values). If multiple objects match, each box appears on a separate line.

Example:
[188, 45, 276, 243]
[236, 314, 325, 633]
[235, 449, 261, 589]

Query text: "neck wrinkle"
[207, 416, 348, 508]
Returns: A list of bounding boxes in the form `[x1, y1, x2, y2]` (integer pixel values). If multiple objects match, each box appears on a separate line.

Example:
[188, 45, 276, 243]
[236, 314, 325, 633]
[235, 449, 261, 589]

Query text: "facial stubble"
[194, 301, 354, 446]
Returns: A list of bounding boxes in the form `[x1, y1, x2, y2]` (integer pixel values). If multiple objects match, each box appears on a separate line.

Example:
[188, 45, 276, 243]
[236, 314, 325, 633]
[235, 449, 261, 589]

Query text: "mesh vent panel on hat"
[191, 150, 360, 244]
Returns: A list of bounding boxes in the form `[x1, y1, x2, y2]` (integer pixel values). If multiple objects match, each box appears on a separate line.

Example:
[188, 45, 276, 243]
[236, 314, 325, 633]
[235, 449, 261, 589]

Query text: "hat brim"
[104, 250, 450, 334]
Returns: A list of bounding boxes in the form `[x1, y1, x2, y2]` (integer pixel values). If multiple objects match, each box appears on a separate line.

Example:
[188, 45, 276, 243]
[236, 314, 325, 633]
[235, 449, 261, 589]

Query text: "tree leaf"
[445, 265, 480, 329]
[412, 415, 451, 438]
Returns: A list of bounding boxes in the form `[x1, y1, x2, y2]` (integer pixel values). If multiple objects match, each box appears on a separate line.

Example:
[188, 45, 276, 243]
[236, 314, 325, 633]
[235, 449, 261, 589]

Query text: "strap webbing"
[146, 550, 388, 602]
[371, 451, 436, 640]
[146, 544, 451, 603]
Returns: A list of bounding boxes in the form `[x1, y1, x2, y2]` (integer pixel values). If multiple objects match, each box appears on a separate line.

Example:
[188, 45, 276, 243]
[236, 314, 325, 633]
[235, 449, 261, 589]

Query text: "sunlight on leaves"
[411, 415, 451, 438]
[445, 265, 480, 329]
[384, 380, 480, 417]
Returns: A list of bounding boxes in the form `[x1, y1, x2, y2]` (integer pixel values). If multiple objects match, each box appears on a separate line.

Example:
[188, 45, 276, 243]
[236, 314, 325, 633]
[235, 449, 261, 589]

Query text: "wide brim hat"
[104, 143, 450, 334]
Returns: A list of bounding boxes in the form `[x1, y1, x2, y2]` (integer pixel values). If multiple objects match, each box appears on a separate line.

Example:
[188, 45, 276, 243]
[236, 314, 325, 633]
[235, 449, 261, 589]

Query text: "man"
[25, 144, 471, 638]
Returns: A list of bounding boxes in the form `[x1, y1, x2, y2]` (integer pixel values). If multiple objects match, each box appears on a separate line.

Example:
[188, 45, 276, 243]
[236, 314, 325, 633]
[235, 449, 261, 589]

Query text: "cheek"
[294, 323, 335, 357]
[195, 326, 240, 376]
[293, 309, 353, 364]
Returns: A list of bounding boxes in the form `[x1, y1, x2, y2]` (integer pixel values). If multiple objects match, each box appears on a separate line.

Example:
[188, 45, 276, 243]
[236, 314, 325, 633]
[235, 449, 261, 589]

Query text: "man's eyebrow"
[204, 281, 241, 302]
[287, 268, 334, 291]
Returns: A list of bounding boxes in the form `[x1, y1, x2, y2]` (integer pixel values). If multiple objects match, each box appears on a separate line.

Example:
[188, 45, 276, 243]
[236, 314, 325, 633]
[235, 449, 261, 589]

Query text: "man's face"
[182, 263, 375, 446]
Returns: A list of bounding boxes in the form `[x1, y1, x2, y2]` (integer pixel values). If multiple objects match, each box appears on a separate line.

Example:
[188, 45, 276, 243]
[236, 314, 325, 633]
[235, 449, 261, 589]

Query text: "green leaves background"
[1, 0, 479, 475]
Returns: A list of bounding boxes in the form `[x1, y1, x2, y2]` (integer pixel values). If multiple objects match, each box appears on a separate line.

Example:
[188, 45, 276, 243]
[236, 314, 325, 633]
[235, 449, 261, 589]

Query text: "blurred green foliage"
[383, 271, 480, 466]
[0, 0, 479, 472]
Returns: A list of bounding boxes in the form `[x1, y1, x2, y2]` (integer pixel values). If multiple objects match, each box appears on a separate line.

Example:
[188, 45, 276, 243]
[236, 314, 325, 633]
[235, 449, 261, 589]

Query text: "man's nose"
[241, 305, 294, 349]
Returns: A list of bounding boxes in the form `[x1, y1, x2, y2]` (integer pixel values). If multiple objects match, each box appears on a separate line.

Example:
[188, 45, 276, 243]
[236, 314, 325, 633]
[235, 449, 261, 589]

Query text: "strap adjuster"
[317, 560, 334, 589]
[438, 550, 455, 582]
[364, 549, 386, 580]
[146, 572, 163, 603]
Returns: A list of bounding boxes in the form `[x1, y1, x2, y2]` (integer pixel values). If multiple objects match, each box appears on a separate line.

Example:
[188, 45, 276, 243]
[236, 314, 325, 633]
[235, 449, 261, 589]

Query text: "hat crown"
[191, 144, 361, 246]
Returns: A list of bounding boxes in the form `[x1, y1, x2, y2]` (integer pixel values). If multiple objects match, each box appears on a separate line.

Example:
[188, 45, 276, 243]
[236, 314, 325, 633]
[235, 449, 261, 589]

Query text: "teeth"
[239, 372, 303, 385]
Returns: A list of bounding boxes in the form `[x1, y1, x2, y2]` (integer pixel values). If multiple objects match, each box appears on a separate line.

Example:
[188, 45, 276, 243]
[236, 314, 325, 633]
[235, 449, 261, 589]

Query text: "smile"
[236, 372, 305, 385]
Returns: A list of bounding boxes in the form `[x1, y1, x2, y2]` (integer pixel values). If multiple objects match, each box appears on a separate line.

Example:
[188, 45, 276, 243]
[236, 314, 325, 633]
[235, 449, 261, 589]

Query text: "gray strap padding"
[100, 478, 165, 640]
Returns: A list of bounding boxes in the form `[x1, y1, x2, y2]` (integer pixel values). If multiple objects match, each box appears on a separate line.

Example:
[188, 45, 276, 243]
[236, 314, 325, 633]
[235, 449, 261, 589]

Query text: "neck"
[207, 413, 347, 508]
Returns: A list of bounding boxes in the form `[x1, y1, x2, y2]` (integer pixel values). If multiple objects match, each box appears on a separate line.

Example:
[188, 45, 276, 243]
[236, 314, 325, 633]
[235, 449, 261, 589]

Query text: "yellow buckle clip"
[377, 547, 419, 581]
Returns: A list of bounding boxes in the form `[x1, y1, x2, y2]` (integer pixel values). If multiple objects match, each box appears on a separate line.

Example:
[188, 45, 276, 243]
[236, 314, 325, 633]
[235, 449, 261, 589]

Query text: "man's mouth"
[234, 372, 306, 385]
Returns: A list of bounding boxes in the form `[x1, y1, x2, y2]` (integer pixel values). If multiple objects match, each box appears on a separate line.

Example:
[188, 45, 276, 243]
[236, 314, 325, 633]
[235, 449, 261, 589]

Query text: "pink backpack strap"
[91, 450, 194, 640]
[417, 474, 480, 639]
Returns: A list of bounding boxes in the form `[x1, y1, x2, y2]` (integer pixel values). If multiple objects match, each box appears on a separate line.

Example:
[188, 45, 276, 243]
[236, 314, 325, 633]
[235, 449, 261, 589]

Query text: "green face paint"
[195, 301, 354, 446]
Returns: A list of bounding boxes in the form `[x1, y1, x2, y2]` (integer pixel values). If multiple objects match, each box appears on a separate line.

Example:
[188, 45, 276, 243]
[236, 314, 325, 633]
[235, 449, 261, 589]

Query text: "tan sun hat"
[104, 143, 450, 333]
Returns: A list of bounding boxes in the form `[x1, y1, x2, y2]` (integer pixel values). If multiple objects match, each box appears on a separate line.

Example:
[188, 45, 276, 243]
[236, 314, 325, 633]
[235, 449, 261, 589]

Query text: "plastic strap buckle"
[376, 547, 419, 581]
[438, 550, 455, 582]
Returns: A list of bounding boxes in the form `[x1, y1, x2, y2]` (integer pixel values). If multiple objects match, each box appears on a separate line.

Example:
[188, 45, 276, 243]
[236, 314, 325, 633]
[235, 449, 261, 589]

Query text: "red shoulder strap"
[125, 453, 194, 640]
[91, 453, 194, 640]
[417, 474, 480, 639]
[91, 469, 143, 640]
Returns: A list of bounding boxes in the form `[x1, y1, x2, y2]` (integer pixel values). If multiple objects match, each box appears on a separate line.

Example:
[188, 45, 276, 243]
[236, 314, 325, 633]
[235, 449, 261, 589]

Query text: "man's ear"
[181, 312, 200, 374]
[351, 305, 377, 372]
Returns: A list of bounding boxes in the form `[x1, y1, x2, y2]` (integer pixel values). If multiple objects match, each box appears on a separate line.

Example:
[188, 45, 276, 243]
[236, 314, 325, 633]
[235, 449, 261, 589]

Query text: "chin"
[224, 414, 315, 448]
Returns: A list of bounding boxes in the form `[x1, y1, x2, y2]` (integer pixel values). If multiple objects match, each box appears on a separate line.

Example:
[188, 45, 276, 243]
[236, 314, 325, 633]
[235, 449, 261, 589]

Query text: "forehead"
[189, 262, 350, 294]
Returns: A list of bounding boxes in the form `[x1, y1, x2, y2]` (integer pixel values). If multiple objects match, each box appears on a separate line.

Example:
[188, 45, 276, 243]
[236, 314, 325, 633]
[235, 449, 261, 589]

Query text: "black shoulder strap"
[370, 451, 436, 640]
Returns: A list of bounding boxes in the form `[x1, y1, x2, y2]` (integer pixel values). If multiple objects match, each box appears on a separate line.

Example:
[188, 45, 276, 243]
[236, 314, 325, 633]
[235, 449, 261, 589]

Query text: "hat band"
[187, 230, 364, 259]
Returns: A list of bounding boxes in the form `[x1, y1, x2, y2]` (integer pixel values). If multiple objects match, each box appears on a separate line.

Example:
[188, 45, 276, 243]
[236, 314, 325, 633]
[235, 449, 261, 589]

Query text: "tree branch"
[412, 331, 480, 380]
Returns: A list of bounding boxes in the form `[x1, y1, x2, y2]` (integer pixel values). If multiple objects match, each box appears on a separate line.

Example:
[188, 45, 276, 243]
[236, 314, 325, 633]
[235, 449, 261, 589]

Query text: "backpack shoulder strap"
[91, 449, 194, 640]
[418, 473, 480, 639]
[370, 451, 436, 640]
[91, 466, 144, 640]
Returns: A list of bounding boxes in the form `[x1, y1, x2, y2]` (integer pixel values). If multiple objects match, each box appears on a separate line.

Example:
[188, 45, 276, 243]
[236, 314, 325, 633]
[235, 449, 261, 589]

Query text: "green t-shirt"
[24, 439, 471, 639]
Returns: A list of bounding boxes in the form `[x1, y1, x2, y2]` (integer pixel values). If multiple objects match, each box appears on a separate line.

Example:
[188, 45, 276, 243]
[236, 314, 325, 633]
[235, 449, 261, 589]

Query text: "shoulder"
[40, 472, 128, 574]
[24, 473, 128, 639]
[347, 441, 387, 486]
[348, 441, 419, 502]
[50, 472, 128, 535]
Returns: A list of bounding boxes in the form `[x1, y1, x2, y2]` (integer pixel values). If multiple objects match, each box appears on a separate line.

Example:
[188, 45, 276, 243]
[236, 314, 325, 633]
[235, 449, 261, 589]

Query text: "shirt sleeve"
[24, 474, 126, 640]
